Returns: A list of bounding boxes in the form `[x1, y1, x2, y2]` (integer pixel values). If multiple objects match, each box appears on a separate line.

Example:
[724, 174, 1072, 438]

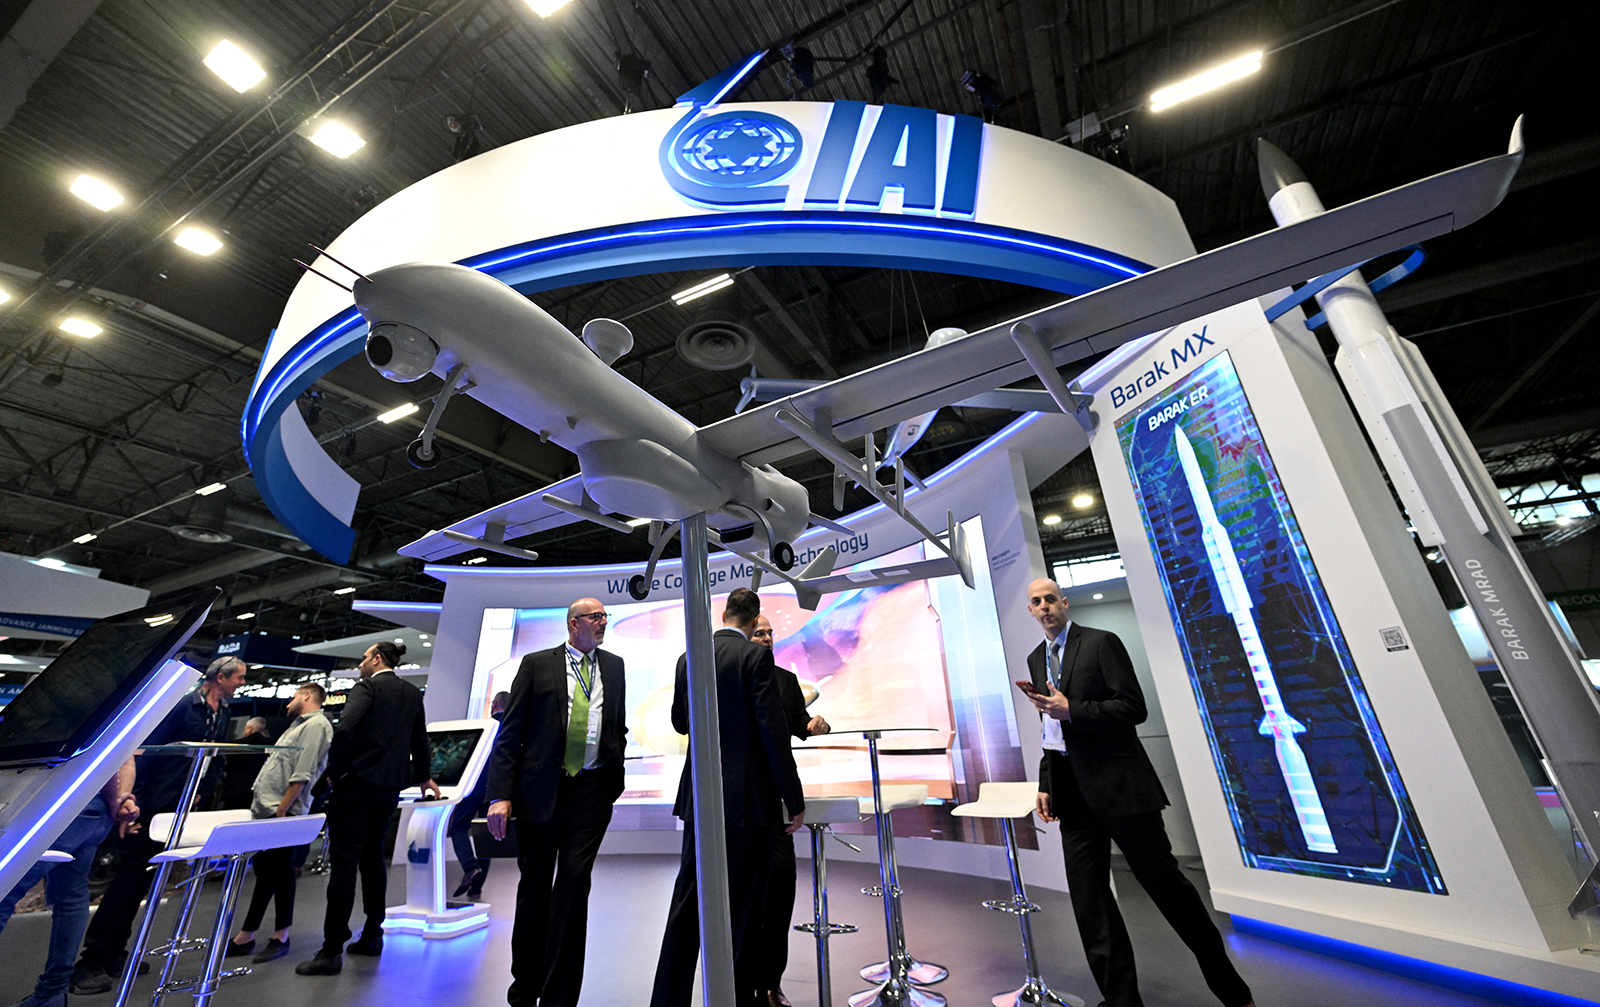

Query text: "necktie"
[564, 655, 592, 776]
[1046, 641, 1062, 692]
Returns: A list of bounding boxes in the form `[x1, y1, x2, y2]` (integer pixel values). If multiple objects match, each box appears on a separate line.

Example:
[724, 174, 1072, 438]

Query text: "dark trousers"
[79, 827, 164, 971]
[1048, 751, 1252, 1007]
[649, 820, 777, 1007]
[450, 798, 490, 882]
[240, 844, 301, 933]
[320, 781, 399, 953]
[509, 771, 615, 1007]
[755, 831, 797, 990]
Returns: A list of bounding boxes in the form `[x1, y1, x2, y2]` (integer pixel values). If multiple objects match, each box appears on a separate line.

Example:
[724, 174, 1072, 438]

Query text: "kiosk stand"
[382, 717, 500, 939]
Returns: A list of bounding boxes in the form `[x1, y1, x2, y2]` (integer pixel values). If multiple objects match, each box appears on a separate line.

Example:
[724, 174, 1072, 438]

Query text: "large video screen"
[469, 522, 1031, 843]
[1117, 352, 1445, 893]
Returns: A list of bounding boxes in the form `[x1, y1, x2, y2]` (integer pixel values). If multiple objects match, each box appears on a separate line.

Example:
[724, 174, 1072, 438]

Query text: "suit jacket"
[775, 667, 812, 741]
[486, 644, 627, 823]
[672, 628, 805, 827]
[1031, 623, 1168, 817]
[325, 671, 431, 793]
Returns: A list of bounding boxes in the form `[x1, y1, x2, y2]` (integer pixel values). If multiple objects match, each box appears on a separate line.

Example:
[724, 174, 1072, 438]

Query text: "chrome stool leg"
[849, 735, 947, 1007]
[856, 809, 948, 987]
[988, 819, 1082, 1007]
[793, 824, 858, 1007]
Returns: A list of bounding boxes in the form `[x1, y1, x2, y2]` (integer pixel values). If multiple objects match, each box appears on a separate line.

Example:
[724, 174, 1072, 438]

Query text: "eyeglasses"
[573, 612, 609, 623]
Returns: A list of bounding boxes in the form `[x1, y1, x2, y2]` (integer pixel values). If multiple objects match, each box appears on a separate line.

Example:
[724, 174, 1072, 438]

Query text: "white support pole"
[681, 513, 737, 1004]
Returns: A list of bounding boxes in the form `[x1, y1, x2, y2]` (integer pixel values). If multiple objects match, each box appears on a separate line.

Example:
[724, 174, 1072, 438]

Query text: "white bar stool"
[951, 783, 1085, 1007]
[793, 795, 865, 1007]
[851, 783, 948, 1007]
[143, 814, 326, 1007]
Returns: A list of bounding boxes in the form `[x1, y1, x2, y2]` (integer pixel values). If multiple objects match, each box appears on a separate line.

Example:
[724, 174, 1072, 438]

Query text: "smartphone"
[1015, 679, 1042, 697]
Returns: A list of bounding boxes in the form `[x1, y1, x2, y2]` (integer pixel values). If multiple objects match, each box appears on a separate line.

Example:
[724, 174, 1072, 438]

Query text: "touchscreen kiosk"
[385, 717, 499, 938]
[0, 590, 219, 897]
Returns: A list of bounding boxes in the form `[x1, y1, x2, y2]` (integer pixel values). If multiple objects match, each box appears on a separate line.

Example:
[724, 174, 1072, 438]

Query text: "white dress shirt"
[1040, 621, 1072, 754]
[564, 643, 605, 770]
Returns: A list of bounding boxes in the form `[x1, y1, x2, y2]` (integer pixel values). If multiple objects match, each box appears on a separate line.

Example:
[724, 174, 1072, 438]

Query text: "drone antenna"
[293, 259, 353, 292]
[307, 243, 373, 283]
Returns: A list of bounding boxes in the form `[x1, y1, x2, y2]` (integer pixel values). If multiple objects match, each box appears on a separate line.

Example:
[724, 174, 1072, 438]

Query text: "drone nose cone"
[1256, 138, 1308, 197]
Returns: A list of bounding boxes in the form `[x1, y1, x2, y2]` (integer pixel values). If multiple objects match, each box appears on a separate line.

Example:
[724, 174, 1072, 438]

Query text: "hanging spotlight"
[309, 121, 366, 158]
[58, 317, 103, 338]
[1149, 51, 1263, 112]
[616, 51, 651, 112]
[204, 40, 267, 92]
[523, 0, 571, 16]
[960, 70, 1003, 113]
[174, 226, 223, 255]
[69, 174, 123, 211]
[1072, 493, 1095, 508]
[866, 48, 897, 101]
[782, 44, 816, 88]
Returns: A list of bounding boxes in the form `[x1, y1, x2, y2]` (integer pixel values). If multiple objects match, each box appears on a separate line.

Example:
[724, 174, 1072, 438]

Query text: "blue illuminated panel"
[1117, 352, 1444, 892]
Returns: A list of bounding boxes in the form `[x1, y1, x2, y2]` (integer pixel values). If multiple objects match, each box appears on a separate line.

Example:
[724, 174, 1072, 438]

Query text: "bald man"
[486, 598, 628, 1007]
[1023, 578, 1254, 1007]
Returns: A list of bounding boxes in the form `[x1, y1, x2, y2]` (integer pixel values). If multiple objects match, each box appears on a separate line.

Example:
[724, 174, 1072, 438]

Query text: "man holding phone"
[1022, 577, 1255, 1007]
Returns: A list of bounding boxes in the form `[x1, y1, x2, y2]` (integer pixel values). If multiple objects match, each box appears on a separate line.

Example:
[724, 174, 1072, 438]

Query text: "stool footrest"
[154, 967, 250, 994]
[983, 898, 1041, 915]
[794, 921, 858, 935]
[860, 885, 902, 898]
[148, 938, 209, 956]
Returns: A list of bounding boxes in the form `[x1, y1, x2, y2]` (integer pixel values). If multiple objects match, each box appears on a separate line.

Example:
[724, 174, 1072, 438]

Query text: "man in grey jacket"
[225, 682, 335, 963]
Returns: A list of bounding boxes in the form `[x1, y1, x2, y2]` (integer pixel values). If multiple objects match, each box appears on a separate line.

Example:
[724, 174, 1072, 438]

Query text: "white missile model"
[1173, 425, 1338, 854]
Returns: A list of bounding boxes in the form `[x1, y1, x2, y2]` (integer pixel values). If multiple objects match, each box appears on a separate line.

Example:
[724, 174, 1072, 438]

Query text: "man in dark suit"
[1024, 577, 1254, 1007]
[650, 589, 805, 1007]
[298, 641, 438, 976]
[751, 613, 829, 1007]
[485, 598, 627, 1007]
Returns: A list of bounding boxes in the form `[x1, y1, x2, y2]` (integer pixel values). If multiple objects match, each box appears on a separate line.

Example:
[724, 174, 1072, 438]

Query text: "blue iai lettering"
[845, 105, 938, 213]
[804, 101, 866, 206]
[938, 114, 984, 217]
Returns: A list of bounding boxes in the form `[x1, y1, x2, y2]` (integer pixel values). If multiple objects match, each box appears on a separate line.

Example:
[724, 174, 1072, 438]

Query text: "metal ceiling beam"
[1469, 295, 1600, 433]
[1379, 236, 1600, 312]
[0, 0, 102, 132]
[740, 272, 840, 378]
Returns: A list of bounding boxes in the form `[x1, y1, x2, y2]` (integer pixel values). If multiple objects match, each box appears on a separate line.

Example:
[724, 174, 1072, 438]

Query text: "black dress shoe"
[451, 868, 485, 899]
[295, 952, 343, 976]
[224, 939, 255, 958]
[252, 938, 291, 963]
[345, 934, 383, 956]
[69, 965, 112, 996]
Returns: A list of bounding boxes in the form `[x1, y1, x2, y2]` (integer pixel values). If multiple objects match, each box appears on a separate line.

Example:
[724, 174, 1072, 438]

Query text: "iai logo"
[659, 108, 806, 208]
[660, 100, 984, 216]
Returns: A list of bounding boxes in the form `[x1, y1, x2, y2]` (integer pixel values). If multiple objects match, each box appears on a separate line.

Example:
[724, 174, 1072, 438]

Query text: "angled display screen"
[1117, 352, 1445, 893]
[427, 728, 484, 788]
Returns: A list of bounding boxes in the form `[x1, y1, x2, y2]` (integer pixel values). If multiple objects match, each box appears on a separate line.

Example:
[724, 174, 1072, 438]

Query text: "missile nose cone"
[1256, 138, 1308, 197]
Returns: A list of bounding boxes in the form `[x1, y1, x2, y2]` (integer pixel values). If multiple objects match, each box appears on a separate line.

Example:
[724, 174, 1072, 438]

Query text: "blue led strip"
[1230, 917, 1599, 1007]
[244, 212, 1150, 560]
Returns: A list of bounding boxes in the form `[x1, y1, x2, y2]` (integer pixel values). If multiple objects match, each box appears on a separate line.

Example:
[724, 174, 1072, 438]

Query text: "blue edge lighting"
[1230, 917, 1599, 1007]
[242, 210, 1153, 563]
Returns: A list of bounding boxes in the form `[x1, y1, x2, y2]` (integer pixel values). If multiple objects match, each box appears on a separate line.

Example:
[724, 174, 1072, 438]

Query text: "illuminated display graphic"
[1117, 352, 1445, 892]
[468, 524, 1028, 844]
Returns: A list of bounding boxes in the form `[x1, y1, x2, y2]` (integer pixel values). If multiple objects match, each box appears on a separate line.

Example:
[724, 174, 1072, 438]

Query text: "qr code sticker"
[1380, 626, 1409, 652]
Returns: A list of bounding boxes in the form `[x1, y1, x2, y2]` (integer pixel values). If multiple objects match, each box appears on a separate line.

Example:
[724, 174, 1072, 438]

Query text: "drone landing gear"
[405, 362, 474, 470]
[628, 521, 682, 601]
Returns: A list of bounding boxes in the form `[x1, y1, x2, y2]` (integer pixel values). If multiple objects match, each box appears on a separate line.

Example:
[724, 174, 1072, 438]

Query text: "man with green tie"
[486, 598, 628, 1007]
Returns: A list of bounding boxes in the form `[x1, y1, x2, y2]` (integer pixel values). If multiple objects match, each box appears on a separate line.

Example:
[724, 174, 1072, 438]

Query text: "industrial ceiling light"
[377, 402, 419, 423]
[0, 288, 10, 305]
[524, 0, 571, 16]
[1093, 592, 1104, 600]
[70, 174, 123, 210]
[782, 44, 816, 88]
[1072, 493, 1095, 508]
[1149, 51, 1263, 112]
[195, 481, 228, 495]
[204, 40, 266, 92]
[35, 557, 68, 569]
[671, 273, 734, 305]
[144, 613, 175, 627]
[332, 586, 357, 595]
[626, 517, 653, 527]
[1041, 514, 1062, 526]
[72, 532, 97, 544]
[960, 69, 1002, 112]
[866, 47, 897, 101]
[174, 226, 223, 255]
[236, 611, 257, 620]
[58, 317, 103, 338]
[464, 556, 488, 564]
[309, 121, 366, 158]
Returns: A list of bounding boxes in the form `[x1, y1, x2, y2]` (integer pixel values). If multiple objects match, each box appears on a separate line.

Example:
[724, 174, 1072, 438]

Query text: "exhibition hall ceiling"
[0, 0, 1593, 652]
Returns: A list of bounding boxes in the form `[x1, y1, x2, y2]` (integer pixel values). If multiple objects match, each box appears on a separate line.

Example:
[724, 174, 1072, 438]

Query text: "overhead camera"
[366, 322, 438, 382]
